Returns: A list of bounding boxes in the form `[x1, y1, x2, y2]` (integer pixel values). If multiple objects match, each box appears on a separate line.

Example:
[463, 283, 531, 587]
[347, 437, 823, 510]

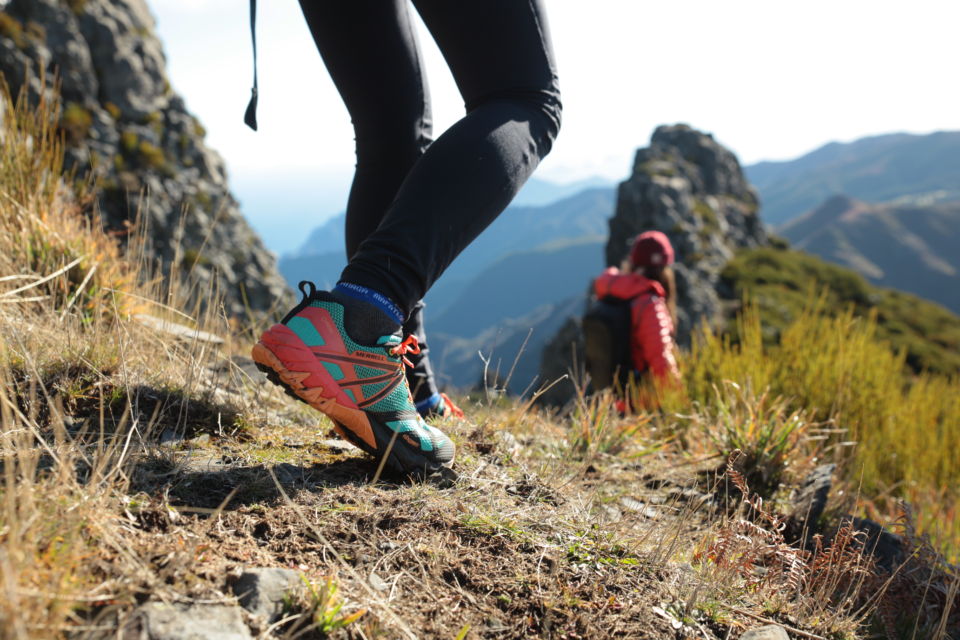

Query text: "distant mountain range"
[781, 195, 960, 313]
[252, 175, 613, 257]
[428, 237, 605, 391]
[745, 131, 960, 226]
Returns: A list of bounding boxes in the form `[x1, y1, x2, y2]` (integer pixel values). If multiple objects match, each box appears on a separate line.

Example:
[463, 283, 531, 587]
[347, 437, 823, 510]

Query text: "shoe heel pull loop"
[297, 281, 317, 299]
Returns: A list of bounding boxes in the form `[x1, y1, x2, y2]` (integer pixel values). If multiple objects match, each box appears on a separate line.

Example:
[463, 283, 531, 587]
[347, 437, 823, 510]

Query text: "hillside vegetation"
[2, 90, 959, 639]
[721, 247, 960, 375]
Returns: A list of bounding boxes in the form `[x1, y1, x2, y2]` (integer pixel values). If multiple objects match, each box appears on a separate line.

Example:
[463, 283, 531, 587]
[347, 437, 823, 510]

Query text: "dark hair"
[642, 265, 677, 332]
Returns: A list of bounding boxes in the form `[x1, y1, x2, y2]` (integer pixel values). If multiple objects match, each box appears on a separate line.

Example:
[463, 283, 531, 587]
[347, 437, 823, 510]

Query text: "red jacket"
[593, 267, 679, 382]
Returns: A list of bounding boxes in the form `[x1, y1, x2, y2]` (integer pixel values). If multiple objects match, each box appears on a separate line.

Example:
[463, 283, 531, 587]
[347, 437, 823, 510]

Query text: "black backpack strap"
[243, 0, 259, 131]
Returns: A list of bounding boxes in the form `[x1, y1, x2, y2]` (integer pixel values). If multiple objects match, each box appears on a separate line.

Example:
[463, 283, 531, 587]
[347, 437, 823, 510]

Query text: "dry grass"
[681, 300, 960, 560]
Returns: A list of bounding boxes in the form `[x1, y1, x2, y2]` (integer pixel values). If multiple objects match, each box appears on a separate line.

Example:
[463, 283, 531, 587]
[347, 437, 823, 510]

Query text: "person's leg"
[298, 1, 445, 412]
[339, 0, 562, 316]
[254, 0, 561, 476]
[297, 0, 432, 259]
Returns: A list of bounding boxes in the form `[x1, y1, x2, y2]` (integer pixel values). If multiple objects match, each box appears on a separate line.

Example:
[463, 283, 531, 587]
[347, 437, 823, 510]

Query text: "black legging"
[298, 0, 561, 400]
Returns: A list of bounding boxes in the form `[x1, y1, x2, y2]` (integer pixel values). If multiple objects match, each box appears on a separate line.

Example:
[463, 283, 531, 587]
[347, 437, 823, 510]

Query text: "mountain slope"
[721, 247, 960, 375]
[429, 238, 604, 391]
[432, 237, 604, 337]
[279, 186, 615, 318]
[746, 131, 960, 225]
[781, 196, 960, 313]
[286, 178, 616, 260]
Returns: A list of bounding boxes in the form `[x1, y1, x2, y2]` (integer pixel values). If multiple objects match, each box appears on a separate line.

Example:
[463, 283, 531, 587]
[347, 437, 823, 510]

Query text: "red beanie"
[629, 231, 675, 269]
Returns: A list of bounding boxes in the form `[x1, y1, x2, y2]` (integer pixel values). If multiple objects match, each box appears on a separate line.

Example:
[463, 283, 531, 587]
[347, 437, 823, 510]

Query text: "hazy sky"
[151, 0, 957, 180]
[148, 0, 958, 252]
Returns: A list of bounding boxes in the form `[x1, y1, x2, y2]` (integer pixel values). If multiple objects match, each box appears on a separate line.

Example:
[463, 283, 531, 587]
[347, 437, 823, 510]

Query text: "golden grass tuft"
[681, 298, 960, 559]
[0, 79, 256, 636]
[0, 80, 137, 319]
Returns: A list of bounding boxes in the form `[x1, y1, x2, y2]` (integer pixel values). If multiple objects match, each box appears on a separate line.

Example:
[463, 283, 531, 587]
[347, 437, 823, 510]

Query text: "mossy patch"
[25, 21, 45, 43]
[137, 140, 167, 171]
[60, 102, 93, 145]
[120, 130, 138, 153]
[181, 248, 210, 269]
[103, 101, 122, 121]
[0, 12, 26, 48]
[66, 0, 88, 16]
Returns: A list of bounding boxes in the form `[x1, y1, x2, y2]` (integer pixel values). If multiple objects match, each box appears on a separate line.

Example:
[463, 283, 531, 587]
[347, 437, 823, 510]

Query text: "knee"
[353, 112, 432, 166]
[535, 91, 562, 154]
[466, 84, 563, 147]
[483, 88, 562, 157]
[514, 89, 561, 158]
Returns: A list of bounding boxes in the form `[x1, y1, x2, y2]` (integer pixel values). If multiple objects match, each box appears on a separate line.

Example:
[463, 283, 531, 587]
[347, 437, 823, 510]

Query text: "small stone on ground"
[135, 602, 251, 640]
[741, 624, 790, 640]
[230, 567, 303, 622]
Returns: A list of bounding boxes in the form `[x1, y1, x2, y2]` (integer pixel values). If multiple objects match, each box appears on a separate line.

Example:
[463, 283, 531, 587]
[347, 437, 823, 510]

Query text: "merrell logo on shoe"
[352, 351, 386, 362]
[403, 434, 420, 449]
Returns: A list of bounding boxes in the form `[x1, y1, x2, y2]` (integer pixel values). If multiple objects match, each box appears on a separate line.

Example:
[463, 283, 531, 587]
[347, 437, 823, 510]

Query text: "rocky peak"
[0, 0, 292, 316]
[607, 124, 768, 343]
[537, 125, 769, 406]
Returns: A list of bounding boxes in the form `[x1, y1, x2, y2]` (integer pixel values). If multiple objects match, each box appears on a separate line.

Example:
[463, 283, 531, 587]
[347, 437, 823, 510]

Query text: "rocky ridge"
[0, 0, 291, 316]
[539, 124, 769, 404]
[606, 124, 768, 343]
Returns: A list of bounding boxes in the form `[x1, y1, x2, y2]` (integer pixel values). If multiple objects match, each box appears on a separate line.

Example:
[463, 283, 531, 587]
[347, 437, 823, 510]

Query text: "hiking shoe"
[417, 392, 466, 420]
[251, 283, 455, 477]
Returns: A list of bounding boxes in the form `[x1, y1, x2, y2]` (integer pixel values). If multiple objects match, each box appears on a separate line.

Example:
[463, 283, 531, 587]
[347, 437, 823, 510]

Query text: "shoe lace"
[386, 335, 421, 368]
[440, 392, 465, 419]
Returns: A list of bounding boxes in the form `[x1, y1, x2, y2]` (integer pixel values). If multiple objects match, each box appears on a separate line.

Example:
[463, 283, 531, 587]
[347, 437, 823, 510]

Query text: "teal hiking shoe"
[252, 282, 455, 477]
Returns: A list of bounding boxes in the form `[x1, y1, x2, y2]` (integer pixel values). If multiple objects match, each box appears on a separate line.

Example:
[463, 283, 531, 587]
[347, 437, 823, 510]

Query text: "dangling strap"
[243, 0, 259, 131]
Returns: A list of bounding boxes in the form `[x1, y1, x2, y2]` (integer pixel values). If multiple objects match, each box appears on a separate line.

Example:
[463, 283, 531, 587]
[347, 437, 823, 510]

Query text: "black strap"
[244, 0, 258, 131]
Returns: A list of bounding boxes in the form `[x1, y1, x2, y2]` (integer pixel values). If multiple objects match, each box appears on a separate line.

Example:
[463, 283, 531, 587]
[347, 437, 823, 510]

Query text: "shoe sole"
[251, 324, 446, 475]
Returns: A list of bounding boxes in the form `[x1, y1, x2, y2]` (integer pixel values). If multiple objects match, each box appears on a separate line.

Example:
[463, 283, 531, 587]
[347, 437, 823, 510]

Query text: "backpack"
[582, 296, 638, 390]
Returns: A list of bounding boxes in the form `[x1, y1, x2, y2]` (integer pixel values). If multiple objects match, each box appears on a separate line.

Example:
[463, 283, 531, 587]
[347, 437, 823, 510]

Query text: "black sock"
[328, 288, 402, 345]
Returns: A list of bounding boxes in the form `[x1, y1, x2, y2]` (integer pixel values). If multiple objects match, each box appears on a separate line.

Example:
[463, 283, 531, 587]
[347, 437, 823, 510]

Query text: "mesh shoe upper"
[267, 286, 454, 469]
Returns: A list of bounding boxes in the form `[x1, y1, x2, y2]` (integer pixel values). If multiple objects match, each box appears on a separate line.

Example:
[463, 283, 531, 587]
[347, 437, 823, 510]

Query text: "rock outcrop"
[539, 125, 769, 405]
[607, 124, 768, 343]
[0, 0, 291, 316]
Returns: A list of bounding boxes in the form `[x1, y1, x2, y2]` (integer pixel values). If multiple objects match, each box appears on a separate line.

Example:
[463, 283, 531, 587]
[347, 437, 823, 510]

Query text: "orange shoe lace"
[440, 392, 465, 419]
[388, 334, 421, 368]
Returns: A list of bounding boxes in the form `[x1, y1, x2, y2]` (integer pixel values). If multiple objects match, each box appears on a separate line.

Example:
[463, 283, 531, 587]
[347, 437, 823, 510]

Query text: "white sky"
[149, 0, 959, 187]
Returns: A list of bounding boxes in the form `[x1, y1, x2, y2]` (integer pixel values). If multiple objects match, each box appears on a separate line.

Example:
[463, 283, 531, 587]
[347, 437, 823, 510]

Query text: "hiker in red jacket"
[593, 231, 681, 391]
